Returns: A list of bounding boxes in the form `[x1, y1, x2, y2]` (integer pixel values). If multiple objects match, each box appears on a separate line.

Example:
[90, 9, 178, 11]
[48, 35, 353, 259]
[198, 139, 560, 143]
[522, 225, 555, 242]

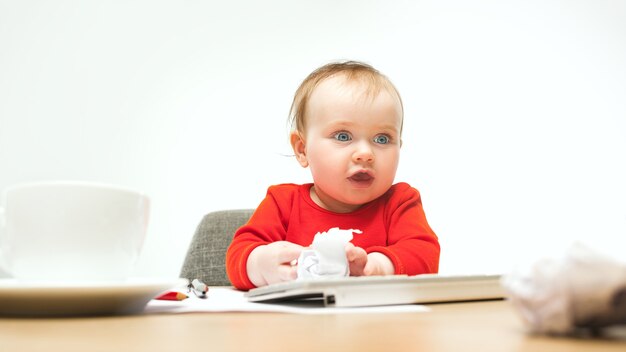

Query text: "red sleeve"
[365, 183, 440, 275]
[225, 186, 291, 290]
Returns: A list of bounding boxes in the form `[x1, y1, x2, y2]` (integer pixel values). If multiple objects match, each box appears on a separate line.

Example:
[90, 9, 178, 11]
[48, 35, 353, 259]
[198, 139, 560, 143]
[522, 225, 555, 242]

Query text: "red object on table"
[155, 291, 188, 301]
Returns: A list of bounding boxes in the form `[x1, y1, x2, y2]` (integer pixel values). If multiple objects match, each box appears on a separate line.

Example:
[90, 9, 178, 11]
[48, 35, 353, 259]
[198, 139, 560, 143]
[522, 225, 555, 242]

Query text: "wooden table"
[1, 300, 624, 351]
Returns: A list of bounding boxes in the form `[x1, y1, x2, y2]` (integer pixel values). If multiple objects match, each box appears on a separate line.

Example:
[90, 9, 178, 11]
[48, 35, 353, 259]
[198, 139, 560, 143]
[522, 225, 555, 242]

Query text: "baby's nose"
[352, 142, 374, 163]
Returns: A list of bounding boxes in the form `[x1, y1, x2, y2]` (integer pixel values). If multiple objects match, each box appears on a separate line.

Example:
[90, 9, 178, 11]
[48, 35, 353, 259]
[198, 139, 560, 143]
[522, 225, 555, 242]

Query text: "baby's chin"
[313, 183, 390, 212]
[337, 191, 387, 208]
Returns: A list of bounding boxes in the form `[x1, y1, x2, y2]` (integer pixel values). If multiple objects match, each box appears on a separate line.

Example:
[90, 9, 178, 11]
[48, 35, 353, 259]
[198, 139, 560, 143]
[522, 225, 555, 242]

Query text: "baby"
[226, 61, 440, 289]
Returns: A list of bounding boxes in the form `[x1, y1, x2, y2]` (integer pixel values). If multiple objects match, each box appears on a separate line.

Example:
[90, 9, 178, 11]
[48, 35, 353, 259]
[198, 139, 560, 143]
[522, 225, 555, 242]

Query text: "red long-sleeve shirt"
[226, 182, 440, 290]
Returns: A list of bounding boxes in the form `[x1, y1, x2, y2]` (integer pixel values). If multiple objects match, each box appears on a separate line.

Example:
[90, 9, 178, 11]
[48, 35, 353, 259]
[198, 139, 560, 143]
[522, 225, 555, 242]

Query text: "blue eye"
[334, 132, 351, 142]
[374, 135, 390, 144]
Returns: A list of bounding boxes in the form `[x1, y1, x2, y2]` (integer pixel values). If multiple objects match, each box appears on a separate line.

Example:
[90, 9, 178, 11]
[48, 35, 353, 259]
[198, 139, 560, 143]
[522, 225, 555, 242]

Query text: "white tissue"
[501, 242, 626, 334]
[296, 228, 362, 280]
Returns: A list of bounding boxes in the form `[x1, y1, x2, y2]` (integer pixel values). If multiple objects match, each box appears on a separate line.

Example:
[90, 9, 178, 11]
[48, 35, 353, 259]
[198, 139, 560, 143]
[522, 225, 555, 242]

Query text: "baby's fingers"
[277, 242, 304, 264]
[345, 244, 367, 262]
[276, 263, 298, 282]
[346, 245, 368, 276]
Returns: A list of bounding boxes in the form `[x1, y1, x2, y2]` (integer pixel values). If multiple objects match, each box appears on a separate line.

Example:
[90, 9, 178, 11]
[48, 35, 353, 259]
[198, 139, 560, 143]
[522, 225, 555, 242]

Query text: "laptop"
[244, 273, 505, 307]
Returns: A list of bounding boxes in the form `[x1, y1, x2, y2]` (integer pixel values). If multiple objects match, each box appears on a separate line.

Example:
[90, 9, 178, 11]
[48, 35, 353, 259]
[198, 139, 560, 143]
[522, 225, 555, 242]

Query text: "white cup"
[0, 181, 150, 282]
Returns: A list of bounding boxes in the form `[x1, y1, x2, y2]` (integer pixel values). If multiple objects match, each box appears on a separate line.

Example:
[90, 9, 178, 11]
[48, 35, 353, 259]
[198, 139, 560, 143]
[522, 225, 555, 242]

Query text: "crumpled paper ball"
[501, 242, 626, 334]
[296, 227, 362, 280]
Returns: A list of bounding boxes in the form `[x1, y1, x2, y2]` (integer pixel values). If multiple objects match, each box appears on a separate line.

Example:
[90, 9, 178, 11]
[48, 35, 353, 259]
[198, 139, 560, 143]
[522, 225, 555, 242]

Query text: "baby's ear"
[290, 132, 309, 168]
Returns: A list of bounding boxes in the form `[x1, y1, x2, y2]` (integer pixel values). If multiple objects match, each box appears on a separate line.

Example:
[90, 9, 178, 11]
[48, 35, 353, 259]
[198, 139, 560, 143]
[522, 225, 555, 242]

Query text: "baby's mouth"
[348, 171, 374, 186]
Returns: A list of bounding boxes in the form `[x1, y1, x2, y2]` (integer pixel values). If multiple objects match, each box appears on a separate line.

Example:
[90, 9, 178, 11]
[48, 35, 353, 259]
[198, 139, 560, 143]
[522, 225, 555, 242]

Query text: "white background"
[1, 0, 625, 279]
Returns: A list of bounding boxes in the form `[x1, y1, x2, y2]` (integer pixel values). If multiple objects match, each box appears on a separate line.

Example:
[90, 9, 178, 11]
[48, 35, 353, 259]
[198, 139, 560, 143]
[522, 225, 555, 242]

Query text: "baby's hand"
[345, 243, 395, 276]
[246, 241, 304, 287]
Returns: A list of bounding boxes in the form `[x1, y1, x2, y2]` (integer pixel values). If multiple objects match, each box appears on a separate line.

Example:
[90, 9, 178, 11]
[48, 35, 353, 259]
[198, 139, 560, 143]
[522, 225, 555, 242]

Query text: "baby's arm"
[345, 243, 394, 276]
[246, 241, 304, 287]
[358, 183, 439, 276]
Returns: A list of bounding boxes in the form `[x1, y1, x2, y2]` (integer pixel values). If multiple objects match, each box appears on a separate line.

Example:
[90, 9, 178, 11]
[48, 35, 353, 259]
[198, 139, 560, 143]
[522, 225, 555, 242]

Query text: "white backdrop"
[1, 0, 625, 279]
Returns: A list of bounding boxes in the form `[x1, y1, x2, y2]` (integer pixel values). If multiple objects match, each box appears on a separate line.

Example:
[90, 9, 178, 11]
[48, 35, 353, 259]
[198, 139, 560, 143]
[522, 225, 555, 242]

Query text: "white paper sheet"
[144, 287, 430, 315]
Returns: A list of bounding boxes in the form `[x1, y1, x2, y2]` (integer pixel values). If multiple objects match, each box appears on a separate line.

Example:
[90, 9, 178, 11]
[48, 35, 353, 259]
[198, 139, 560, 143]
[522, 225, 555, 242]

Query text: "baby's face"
[297, 75, 402, 213]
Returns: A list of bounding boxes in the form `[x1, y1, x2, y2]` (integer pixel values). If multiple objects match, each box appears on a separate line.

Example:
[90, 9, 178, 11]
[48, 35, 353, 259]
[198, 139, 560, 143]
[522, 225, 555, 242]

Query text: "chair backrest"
[179, 209, 253, 286]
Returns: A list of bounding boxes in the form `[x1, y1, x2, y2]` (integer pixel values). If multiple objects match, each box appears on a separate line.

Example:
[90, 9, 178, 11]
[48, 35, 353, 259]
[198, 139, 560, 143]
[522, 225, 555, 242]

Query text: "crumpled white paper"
[296, 227, 362, 280]
[501, 242, 626, 334]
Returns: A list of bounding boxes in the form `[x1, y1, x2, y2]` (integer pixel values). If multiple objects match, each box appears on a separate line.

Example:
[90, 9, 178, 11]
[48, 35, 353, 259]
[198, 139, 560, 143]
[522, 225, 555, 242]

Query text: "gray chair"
[179, 209, 253, 286]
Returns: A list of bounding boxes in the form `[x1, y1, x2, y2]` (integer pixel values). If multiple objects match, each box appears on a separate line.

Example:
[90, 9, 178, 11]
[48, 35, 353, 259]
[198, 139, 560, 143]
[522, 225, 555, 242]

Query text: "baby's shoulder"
[385, 182, 422, 202]
[266, 183, 311, 201]
[267, 183, 304, 194]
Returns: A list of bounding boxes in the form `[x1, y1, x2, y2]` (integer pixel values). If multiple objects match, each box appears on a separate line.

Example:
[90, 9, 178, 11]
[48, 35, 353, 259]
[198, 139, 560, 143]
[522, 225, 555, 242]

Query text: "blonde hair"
[288, 61, 404, 135]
